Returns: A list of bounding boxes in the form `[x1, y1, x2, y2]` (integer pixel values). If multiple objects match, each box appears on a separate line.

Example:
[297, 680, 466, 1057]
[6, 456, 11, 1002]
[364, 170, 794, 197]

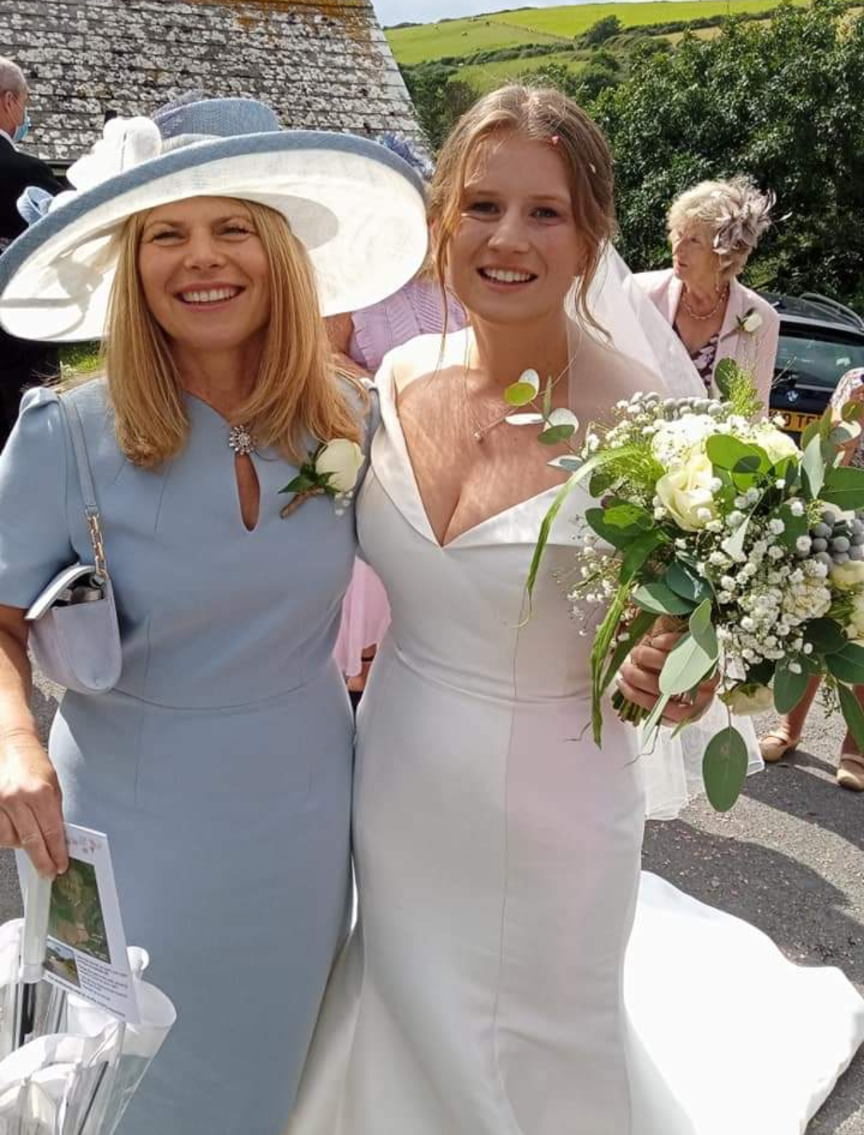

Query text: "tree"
[581, 15, 623, 47]
[401, 64, 480, 150]
[592, 0, 864, 308]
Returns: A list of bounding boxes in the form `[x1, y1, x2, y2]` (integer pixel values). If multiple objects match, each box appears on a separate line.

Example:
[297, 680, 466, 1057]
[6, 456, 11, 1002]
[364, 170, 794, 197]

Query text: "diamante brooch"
[227, 423, 256, 457]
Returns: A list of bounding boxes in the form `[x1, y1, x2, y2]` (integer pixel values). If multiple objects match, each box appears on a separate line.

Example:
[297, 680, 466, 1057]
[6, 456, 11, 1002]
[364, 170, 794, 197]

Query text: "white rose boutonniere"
[280, 439, 365, 518]
[737, 308, 763, 335]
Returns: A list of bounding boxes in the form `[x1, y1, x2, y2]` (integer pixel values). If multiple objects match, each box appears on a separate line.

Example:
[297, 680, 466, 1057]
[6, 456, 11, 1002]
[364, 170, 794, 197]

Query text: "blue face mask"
[12, 108, 31, 144]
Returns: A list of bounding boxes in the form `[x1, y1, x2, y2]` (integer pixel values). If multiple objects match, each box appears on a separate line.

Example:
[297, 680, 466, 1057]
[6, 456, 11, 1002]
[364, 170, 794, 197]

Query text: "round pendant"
[228, 423, 256, 456]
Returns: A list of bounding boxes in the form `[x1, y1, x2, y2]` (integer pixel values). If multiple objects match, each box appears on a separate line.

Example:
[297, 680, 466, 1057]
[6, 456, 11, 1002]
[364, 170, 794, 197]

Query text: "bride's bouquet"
[514, 361, 864, 811]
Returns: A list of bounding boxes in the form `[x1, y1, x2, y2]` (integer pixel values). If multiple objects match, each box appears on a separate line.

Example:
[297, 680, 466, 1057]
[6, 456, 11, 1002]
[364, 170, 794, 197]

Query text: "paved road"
[2, 678, 861, 1131]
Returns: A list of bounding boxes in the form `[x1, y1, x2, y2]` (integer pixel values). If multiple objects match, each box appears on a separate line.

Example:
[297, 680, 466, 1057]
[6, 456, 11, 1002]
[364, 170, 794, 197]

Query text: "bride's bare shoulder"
[578, 331, 670, 400]
[385, 329, 469, 394]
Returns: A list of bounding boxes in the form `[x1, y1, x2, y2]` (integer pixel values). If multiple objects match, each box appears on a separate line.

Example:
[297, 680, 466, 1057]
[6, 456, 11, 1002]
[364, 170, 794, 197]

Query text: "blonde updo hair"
[427, 84, 616, 332]
[668, 176, 774, 281]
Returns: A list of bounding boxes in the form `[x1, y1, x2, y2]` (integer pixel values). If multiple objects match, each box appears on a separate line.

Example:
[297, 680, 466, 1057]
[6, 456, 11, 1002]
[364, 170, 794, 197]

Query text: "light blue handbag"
[24, 397, 122, 694]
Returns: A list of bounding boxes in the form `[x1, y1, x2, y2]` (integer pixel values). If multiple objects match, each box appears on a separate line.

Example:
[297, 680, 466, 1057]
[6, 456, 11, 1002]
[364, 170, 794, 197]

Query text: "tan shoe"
[837, 753, 864, 792]
[759, 730, 801, 764]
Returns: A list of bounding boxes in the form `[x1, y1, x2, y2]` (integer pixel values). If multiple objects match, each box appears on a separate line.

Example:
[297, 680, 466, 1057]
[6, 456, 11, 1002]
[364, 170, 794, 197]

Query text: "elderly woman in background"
[635, 176, 779, 410]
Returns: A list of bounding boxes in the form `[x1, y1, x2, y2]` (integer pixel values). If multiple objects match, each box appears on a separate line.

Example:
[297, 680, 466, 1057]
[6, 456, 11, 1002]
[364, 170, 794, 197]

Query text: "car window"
[776, 328, 864, 390]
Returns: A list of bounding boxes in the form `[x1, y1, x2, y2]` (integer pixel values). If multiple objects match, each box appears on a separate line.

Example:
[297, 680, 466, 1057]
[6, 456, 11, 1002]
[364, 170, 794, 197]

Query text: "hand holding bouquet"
[515, 361, 864, 812]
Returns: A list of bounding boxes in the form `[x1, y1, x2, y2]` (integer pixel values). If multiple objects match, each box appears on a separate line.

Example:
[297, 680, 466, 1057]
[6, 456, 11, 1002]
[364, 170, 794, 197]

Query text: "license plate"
[779, 410, 819, 433]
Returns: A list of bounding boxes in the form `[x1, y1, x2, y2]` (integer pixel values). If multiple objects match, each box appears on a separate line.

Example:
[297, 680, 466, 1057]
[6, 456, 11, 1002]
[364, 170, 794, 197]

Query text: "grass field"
[457, 51, 587, 92]
[387, 0, 811, 64]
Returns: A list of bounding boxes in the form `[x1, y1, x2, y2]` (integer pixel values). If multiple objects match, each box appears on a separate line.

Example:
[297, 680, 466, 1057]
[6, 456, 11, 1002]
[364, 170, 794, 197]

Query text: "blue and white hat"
[0, 98, 428, 342]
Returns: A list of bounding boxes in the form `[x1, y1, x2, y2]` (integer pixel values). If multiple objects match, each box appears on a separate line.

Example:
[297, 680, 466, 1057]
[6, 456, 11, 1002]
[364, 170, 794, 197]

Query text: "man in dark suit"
[0, 57, 64, 448]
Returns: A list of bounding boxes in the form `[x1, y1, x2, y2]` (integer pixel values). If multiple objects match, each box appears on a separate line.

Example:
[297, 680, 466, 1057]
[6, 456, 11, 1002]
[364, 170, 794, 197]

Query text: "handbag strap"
[57, 396, 109, 581]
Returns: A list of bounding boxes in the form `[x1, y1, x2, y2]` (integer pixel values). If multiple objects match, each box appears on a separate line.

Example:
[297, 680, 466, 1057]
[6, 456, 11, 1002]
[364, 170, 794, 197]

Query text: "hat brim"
[0, 132, 429, 342]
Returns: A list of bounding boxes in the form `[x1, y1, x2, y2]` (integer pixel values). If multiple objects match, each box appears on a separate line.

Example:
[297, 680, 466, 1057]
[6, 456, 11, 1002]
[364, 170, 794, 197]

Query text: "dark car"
[763, 293, 864, 438]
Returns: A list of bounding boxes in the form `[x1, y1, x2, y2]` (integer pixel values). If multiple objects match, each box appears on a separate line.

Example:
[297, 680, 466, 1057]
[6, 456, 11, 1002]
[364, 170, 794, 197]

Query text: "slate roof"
[1, 0, 420, 166]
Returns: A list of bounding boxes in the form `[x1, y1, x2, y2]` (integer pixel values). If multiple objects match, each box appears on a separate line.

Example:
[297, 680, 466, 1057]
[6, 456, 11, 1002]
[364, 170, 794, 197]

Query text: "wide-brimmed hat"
[0, 97, 428, 342]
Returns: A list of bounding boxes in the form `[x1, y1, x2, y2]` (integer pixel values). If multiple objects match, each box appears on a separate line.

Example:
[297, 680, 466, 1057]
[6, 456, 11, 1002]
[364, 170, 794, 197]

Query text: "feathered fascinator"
[711, 177, 775, 256]
[377, 132, 435, 183]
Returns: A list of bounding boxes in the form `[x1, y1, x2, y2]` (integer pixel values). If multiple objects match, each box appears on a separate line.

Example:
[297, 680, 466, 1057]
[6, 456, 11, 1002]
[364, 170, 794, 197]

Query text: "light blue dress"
[0, 379, 364, 1134]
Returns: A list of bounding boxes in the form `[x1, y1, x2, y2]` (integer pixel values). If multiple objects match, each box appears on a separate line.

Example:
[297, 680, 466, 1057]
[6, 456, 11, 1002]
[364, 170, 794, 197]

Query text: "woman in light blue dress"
[0, 98, 426, 1134]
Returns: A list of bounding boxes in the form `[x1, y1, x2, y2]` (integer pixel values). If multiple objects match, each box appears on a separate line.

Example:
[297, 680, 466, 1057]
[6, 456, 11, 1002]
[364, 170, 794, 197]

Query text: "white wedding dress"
[289, 333, 864, 1135]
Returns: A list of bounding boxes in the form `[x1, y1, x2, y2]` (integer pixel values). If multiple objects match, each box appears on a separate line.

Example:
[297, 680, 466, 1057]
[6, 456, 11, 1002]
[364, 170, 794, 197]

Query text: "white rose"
[830, 560, 864, 590]
[655, 449, 717, 531]
[751, 425, 800, 465]
[847, 593, 864, 638]
[741, 311, 764, 334]
[721, 683, 774, 716]
[315, 438, 365, 493]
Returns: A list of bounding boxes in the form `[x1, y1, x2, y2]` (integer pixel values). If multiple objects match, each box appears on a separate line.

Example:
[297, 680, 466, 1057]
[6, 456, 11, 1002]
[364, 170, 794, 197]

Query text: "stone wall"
[1, 0, 420, 165]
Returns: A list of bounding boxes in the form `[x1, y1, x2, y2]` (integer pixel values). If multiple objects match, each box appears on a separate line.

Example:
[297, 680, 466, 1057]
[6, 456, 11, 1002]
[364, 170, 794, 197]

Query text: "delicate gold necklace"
[462, 367, 513, 444]
[680, 285, 729, 322]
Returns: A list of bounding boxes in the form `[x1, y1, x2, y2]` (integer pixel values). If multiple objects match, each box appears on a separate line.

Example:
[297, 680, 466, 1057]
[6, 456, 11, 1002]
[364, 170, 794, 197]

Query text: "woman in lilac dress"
[329, 136, 467, 694]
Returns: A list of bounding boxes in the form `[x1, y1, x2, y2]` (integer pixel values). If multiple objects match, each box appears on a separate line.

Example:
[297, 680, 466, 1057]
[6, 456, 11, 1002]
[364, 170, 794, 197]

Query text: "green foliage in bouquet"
[521, 362, 864, 812]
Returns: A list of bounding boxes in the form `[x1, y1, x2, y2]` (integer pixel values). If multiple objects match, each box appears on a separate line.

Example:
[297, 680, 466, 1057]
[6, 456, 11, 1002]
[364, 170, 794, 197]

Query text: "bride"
[289, 86, 864, 1134]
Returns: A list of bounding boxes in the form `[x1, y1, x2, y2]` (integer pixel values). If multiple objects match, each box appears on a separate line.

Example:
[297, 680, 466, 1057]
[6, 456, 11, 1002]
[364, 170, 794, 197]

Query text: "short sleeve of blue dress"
[0, 388, 76, 606]
[0, 379, 361, 1135]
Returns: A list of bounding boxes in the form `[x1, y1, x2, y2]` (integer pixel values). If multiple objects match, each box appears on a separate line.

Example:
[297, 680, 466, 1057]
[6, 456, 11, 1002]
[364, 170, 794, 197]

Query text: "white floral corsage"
[736, 308, 763, 334]
[280, 439, 364, 518]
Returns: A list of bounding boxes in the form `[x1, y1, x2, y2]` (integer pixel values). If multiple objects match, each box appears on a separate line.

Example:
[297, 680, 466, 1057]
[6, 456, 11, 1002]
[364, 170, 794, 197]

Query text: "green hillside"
[387, 0, 810, 64]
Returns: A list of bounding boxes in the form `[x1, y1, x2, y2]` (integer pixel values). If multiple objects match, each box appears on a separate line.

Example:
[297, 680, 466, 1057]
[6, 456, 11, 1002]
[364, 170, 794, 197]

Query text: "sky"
[371, 0, 621, 28]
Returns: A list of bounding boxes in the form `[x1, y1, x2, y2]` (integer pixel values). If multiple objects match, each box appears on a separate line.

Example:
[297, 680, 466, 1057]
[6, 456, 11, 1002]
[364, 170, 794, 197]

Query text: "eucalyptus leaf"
[706, 435, 767, 473]
[632, 582, 695, 616]
[585, 507, 643, 549]
[548, 407, 579, 430]
[641, 691, 672, 738]
[548, 455, 583, 472]
[825, 643, 864, 685]
[802, 617, 848, 655]
[838, 684, 864, 752]
[773, 661, 810, 714]
[722, 513, 750, 559]
[802, 434, 825, 500]
[664, 561, 713, 604]
[703, 727, 748, 812]
[605, 502, 652, 529]
[620, 530, 665, 584]
[688, 599, 718, 660]
[821, 465, 864, 510]
[539, 424, 576, 446]
[505, 412, 545, 427]
[774, 503, 808, 550]
[800, 417, 823, 451]
[504, 381, 540, 407]
[658, 631, 716, 697]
